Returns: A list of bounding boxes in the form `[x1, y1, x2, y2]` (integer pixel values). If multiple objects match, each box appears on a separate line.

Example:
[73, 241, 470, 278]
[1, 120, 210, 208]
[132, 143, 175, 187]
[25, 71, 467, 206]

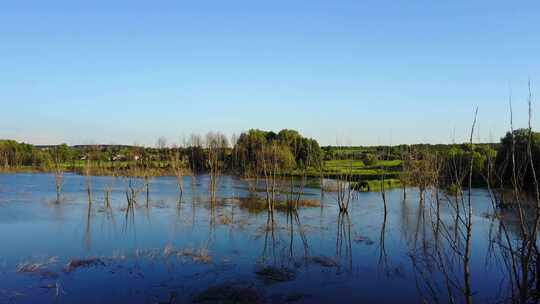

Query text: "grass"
[324, 160, 366, 169]
[163, 245, 213, 264]
[351, 179, 402, 192]
[324, 159, 402, 170]
[237, 196, 321, 212]
[65, 257, 105, 272]
[309, 256, 339, 267]
[255, 266, 296, 282]
[289, 159, 402, 180]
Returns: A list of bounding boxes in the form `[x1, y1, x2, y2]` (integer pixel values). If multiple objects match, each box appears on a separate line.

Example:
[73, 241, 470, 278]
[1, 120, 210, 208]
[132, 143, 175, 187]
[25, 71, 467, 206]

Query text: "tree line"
[1, 128, 539, 193]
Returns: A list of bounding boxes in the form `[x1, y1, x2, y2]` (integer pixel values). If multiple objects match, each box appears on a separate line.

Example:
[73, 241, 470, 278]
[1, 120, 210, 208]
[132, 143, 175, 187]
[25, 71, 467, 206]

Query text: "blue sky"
[0, 0, 538, 146]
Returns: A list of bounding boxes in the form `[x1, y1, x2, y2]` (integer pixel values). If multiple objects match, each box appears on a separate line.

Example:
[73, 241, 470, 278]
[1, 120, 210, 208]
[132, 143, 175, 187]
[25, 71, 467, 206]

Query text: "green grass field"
[320, 159, 401, 176]
[289, 159, 402, 182]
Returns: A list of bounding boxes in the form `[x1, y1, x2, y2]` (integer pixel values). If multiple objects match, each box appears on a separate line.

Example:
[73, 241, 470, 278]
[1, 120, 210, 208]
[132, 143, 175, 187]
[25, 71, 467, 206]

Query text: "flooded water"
[0, 173, 516, 303]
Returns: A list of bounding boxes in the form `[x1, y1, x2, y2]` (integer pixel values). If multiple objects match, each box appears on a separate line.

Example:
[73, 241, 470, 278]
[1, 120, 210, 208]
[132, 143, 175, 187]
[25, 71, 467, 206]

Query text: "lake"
[0, 173, 517, 303]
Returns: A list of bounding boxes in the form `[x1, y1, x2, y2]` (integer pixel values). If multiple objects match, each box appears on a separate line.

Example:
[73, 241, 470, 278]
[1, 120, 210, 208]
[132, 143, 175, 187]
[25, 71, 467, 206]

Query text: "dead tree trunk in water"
[170, 147, 187, 205]
[400, 147, 411, 201]
[206, 132, 228, 203]
[260, 143, 274, 212]
[379, 150, 388, 217]
[336, 160, 353, 213]
[142, 155, 152, 209]
[85, 157, 92, 206]
[463, 107, 478, 304]
[53, 159, 63, 203]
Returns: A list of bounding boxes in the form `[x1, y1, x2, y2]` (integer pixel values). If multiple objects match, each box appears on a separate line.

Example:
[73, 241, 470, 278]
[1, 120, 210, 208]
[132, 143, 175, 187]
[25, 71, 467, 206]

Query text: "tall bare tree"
[169, 144, 188, 204]
[206, 132, 228, 202]
[52, 148, 64, 203]
[84, 153, 93, 206]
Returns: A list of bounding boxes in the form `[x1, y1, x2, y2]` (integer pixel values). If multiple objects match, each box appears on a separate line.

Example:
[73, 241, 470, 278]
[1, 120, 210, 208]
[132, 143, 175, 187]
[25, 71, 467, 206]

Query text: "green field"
[289, 159, 402, 182]
[321, 159, 401, 177]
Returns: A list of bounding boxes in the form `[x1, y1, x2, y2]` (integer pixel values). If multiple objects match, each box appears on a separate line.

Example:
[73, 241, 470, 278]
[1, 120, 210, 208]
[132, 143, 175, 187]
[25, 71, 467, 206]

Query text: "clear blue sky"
[0, 0, 538, 146]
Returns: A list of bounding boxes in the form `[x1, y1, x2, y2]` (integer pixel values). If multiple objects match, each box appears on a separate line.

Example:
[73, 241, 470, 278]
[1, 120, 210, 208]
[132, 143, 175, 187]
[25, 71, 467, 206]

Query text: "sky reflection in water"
[0, 173, 514, 303]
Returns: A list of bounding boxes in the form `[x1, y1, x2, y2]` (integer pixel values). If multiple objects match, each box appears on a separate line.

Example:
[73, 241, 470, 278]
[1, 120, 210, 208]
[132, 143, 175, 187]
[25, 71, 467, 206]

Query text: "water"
[0, 173, 514, 303]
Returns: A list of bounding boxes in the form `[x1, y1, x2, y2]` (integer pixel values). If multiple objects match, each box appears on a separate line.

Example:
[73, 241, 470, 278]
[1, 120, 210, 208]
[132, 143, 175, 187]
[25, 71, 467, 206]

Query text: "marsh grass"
[16, 257, 58, 273]
[162, 245, 212, 264]
[255, 266, 296, 283]
[308, 256, 339, 268]
[218, 213, 233, 225]
[237, 196, 320, 213]
[16, 257, 59, 279]
[65, 257, 105, 272]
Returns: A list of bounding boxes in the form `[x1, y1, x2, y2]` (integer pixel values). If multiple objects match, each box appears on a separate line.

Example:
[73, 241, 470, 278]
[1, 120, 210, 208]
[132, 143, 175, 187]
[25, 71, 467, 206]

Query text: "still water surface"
[0, 173, 513, 303]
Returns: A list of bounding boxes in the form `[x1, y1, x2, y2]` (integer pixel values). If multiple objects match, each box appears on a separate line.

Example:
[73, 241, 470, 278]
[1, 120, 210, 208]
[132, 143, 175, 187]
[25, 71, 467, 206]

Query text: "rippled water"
[0, 173, 514, 303]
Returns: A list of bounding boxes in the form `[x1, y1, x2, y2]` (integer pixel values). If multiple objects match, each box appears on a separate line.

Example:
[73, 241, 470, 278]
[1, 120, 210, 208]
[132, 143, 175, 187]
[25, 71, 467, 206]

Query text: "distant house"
[112, 154, 126, 161]
[133, 155, 141, 161]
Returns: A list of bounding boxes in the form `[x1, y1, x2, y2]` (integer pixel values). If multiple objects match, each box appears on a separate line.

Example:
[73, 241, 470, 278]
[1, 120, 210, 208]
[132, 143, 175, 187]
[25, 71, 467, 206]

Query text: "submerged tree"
[84, 154, 93, 206]
[405, 149, 439, 203]
[496, 128, 540, 192]
[259, 141, 295, 211]
[335, 155, 354, 213]
[206, 132, 228, 201]
[169, 145, 189, 204]
[51, 148, 64, 203]
[187, 134, 205, 178]
[141, 151, 153, 208]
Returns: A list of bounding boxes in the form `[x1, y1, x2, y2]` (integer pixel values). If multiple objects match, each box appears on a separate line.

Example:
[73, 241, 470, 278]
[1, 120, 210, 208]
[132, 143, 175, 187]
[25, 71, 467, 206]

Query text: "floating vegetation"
[163, 245, 177, 258]
[255, 266, 296, 283]
[16, 256, 59, 278]
[180, 248, 212, 264]
[162, 245, 213, 264]
[134, 248, 162, 260]
[192, 282, 264, 304]
[237, 197, 321, 213]
[219, 213, 233, 225]
[309, 256, 339, 268]
[17, 262, 45, 273]
[65, 257, 105, 272]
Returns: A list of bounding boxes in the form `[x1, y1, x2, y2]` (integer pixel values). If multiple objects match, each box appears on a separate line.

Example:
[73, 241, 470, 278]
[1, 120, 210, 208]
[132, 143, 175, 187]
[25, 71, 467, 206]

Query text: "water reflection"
[84, 202, 92, 250]
[336, 212, 352, 272]
[0, 173, 535, 303]
[286, 209, 309, 261]
[261, 210, 277, 265]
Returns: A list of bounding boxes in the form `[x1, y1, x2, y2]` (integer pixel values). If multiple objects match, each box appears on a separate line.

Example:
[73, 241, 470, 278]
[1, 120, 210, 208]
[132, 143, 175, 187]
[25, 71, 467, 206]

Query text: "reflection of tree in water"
[84, 202, 92, 250]
[400, 192, 430, 255]
[83, 184, 117, 251]
[259, 208, 311, 269]
[286, 209, 309, 261]
[123, 194, 136, 237]
[487, 197, 540, 304]
[378, 208, 389, 273]
[336, 211, 352, 272]
[261, 210, 278, 265]
[122, 177, 141, 236]
[406, 192, 474, 304]
[399, 132, 540, 304]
